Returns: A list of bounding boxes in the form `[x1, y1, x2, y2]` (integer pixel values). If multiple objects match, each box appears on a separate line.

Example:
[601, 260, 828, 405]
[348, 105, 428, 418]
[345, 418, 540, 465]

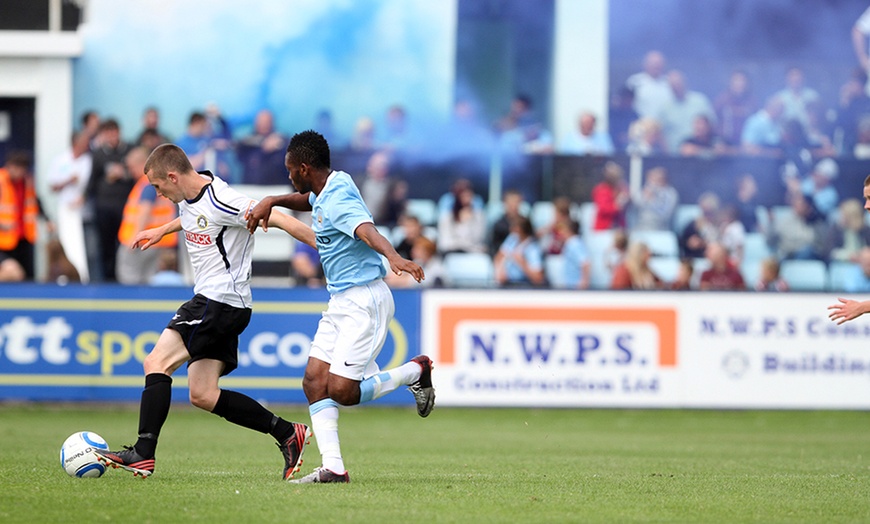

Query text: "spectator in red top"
[699, 242, 746, 291]
[592, 162, 629, 231]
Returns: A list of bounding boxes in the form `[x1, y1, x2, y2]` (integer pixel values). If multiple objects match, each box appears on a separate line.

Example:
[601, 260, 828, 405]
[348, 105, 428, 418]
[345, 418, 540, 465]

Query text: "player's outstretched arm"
[828, 297, 870, 325]
[266, 210, 316, 248]
[132, 217, 182, 251]
[246, 193, 313, 233]
[355, 222, 425, 283]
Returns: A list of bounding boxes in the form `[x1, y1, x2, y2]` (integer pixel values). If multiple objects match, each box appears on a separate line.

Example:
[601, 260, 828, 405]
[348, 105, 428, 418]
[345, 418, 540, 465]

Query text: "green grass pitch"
[2, 403, 869, 523]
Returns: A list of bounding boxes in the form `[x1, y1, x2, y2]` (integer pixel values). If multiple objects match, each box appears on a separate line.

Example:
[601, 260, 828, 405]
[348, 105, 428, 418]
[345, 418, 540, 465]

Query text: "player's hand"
[131, 227, 163, 251]
[827, 297, 865, 325]
[389, 257, 424, 283]
[245, 197, 274, 234]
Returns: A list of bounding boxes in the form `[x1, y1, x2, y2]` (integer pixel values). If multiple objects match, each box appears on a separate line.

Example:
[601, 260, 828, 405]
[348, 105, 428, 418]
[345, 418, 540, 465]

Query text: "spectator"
[175, 112, 211, 171]
[625, 50, 673, 119]
[386, 236, 443, 289]
[494, 93, 536, 134]
[626, 117, 667, 156]
[80, 110, 101, 148]
[437, 181, 487, 254]
[670, 258, 694, 291]
[293, 241, 324, 288]
[796, 158, 840, 219]
[631, 166, 678, 231]
[360, 150, 406, 228]
[734, 173, 760, 233]
[559, 111, 615, 156]
[754, 257, 789, 292]
[843, 246, 870, 293]
[494, 215, 545, 288]
[437, 178, 484, 217]
[610, 241, 662, 290]
[592, 162, 629, 231]
[439, 99, 496, 158]
[115, 147, 178, 285]
[489, 189, 527, 256]
[854, 116, 870, 159]
[658, 69, 717, 153]
[767, 192, 829, 262]
[608, 86, 639, 153]
[149, 249, 186, 287]
[48, 131, 92, 283]
[350, 116, 377, 153]
[0, 152, 45, 280]
[718, 204, 746, 264]
[558, 219, 590, 290]
[714, 70, 757, 147]
[497, 95, 554, 155]
[775, 66, 820, 131]
[804, 100, 837, 158]
[741, 96, 785, 157]
[605, 229, 629, 273]
[204, 103, 235, 181]
[699, 242, 746, 291]
[394, 214, 425, 260]
[679, 115, 727, 157]
[537, 196, 573, 255]
[135, 106, 170, 147]
[679, 192, 720, 259]
[138, 129, 165, 153]
[380, 104, 415, 153]
[833, 69, 870, 155]
[829, 198, 870, 263]
[236, 109, 288, 185]
[85, 118, 133, 282]
[313, 109, 343, 151]
[853, 5, 870, 94]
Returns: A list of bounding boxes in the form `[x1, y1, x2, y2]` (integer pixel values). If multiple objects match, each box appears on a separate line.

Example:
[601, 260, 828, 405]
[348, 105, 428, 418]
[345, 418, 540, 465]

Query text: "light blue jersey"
[310, 171, 386, 294]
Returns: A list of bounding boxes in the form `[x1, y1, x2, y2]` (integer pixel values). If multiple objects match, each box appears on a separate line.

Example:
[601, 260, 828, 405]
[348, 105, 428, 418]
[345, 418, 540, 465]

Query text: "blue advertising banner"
[0, 284, 421, 404]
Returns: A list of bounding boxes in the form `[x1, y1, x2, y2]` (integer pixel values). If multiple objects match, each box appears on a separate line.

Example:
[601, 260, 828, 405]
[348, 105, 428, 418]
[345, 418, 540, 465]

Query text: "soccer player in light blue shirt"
[247, 130, 435, 484]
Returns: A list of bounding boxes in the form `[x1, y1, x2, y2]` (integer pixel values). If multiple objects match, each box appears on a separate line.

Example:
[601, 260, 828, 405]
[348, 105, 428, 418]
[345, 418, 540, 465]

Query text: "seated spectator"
[734, 173, 760, 233]
[497, 95, 554, 155]
[490, 189, 527, 255]
[658, 69, 717, 153]
[714, 69, 757, 147]
[631, 166, 678, 231]
[605, 229, 629, 273]
[537, 196, 573, 255]
[494, 216, 545, 288]
[679, 192, 720, 259]
[626, 117, 667, 156]
[609, 86, 640, 153]
[236, 109, 289, 185]
[699, 242, 746, 291]
[804, 100, 837, 159]
[833, 68, 870, 155]
[592, 162, 629, 231]
[741, 96, 785, 157]
[754, 257, 789, 292]
[394, 214, 425, 260]
[386, 236, 443, 289]
[559, 111, 615, 156]
[679, 115, 727, 157]
[149, 250, 186, 287]
[437, 178, 484, 216]
[558, 220, 590, 289]
[796, 158, 840, 219]
[829, 198, 870, 263]
[843, 247, 870, 293]
[853, 116, 870, 159]
[718, 204, 746, 264]
[292, 242, 324, 288]
[767, 191, 830, 262]
[670, 258, 694, 290]
[350, 116, 377, 153]
[437, 182, 487, 254]
[360, 150, 406, 228]
[775, 66, 819, 131]
[610, 241, 663, 290]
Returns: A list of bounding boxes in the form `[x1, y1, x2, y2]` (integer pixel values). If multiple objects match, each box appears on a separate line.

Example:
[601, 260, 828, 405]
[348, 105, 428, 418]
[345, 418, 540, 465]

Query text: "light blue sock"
[358, 362, 421, 404]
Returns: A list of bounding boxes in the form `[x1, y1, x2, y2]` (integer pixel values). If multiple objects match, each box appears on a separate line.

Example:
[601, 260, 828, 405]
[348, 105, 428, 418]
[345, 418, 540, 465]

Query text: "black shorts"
[167, 294, 252, 376]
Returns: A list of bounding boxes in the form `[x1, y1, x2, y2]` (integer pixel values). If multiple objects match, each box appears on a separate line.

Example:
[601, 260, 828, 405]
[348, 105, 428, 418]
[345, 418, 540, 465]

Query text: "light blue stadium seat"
[544, 254, 567, 288]
[405, 198, 438, 226]
[673, 204, 700, 234]
[530, 201, 556, 231]
[443, 252, 494, 288]
[743, 232, 772, 262]
[630, 230, 679, 257]
[827, 261, 858, 292]
[585, 230, 616, 289]
[648, 256, 681, 283]
[779, 259, 828, 292]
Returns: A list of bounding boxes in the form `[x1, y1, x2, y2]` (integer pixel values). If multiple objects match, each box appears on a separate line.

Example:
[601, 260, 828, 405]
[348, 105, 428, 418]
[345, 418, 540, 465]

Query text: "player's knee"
[328, 384, 360, 406]
[189, 388, 217, 411]
[143, 351, 167, 375]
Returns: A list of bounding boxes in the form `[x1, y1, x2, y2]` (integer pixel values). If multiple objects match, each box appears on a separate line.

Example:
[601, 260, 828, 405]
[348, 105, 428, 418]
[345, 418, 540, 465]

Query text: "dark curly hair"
[286, 130, 330, 169]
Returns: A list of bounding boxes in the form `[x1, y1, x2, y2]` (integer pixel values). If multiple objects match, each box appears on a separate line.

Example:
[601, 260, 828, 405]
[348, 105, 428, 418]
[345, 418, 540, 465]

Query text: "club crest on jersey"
[196, 215, 208, 229]
[316, 213, 323, 225]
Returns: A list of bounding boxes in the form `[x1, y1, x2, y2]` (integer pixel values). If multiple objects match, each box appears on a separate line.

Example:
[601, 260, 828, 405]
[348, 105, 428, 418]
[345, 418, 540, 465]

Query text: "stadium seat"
[630, 230, 679, 257]
[672, 204, 700, 234]
[740, 258, 761, 289]
[827, 261, 857, 292]
[648, 256, 681, 283]
[743, 232, 772, 262]
[691, 258, 711, 289]
[443, 252, 494, 287]
[779, 259, 828, 292]
[578, 202, 597, 238]
[585, 230, 615, 289]
[530, 201, 556, 231]
[405, 198, 438, 226]
[544, 254, 567, 288]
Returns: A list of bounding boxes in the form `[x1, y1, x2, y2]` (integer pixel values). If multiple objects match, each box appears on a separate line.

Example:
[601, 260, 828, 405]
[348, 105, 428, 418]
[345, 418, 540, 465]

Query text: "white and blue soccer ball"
[60, 431, 109, 478]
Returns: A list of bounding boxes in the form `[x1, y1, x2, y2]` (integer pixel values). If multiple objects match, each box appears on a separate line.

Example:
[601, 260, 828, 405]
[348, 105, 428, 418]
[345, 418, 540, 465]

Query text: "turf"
[2, 404, 868, 523]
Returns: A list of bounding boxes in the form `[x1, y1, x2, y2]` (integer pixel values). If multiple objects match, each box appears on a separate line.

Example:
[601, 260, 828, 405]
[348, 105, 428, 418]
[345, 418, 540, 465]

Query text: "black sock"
[211, 389, 293, 441]
[134, 373, 172, 458]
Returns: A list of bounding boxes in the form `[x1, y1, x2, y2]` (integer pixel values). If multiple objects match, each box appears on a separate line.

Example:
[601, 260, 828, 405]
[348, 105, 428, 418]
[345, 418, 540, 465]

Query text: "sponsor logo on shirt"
[185, 230, 212, 245]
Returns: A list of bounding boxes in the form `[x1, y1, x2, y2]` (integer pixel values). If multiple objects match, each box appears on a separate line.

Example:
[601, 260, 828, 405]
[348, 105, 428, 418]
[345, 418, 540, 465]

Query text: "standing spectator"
[359, 150, 406, 228]
[767, 192, 829, 262]
[754, 257, 789, 292]
[741, 96, 785, 157]
[0, 152, 45, 280]
[608, 86, 639, 153]
[494, 215, 545, 288]
[559, 111, 615, 156]
[48, 131, 92, 282]
[625, 50, 673, 119]
[236, 109, 288, 185]
[135, 106, 170, 147]
[610, 241, 662, 290]
[734, 173, 760, 233]
[85, 119, 133, 282]
[829, 198, 870, 263]
[775, 66, 820, 131]
[437, 181, 487, 254]
[489, 189, 527, 256]
[175, 112, 211, 171]
[115, 147, 178, 285]
[714, 70, 757, 147]
[631, 166, 678, 231]
[657, 70, 717, 153]
[592, 162, 629, 231]
[679, 192, 720, 259]
[699, 242, 746, 291]
[80, 110, 101, 148]
[558, 220, 590, 290]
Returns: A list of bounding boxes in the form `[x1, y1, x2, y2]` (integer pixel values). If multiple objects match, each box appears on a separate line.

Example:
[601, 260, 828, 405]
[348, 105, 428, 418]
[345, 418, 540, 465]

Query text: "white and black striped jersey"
[178, 172, 257, 309]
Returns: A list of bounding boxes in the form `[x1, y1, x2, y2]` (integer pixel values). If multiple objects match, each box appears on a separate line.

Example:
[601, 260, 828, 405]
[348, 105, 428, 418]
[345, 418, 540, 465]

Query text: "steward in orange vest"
[0, 151, 42, 279]
[118, 172, 178, 248]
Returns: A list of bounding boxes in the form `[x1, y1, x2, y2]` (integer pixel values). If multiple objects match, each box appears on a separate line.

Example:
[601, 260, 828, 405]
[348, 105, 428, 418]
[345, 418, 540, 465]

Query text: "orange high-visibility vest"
[118, 176, 178, 248]
[0, 167, 38, 251]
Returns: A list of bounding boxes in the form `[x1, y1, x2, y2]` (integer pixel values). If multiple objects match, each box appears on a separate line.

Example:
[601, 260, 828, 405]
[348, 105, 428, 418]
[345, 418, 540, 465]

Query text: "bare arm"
[245, 193, 313, 233]
[266, 209, 316, 249]
[828, 297, 870, 325]
[132, 217, 182, 250]
[355, 222, 424, 283]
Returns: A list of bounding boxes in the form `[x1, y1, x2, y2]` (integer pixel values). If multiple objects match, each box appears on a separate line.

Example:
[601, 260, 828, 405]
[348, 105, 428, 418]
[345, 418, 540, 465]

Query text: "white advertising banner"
[421, 290, 870, 409]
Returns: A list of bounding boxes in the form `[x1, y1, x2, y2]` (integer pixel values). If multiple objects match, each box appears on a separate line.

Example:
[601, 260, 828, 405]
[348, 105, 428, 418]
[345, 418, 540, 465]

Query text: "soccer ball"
[60, 431, 109, 478]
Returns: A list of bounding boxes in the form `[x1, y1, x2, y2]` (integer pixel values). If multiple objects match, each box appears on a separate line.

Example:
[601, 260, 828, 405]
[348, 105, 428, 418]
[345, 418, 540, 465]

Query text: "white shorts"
[308, 279, 395, 381]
